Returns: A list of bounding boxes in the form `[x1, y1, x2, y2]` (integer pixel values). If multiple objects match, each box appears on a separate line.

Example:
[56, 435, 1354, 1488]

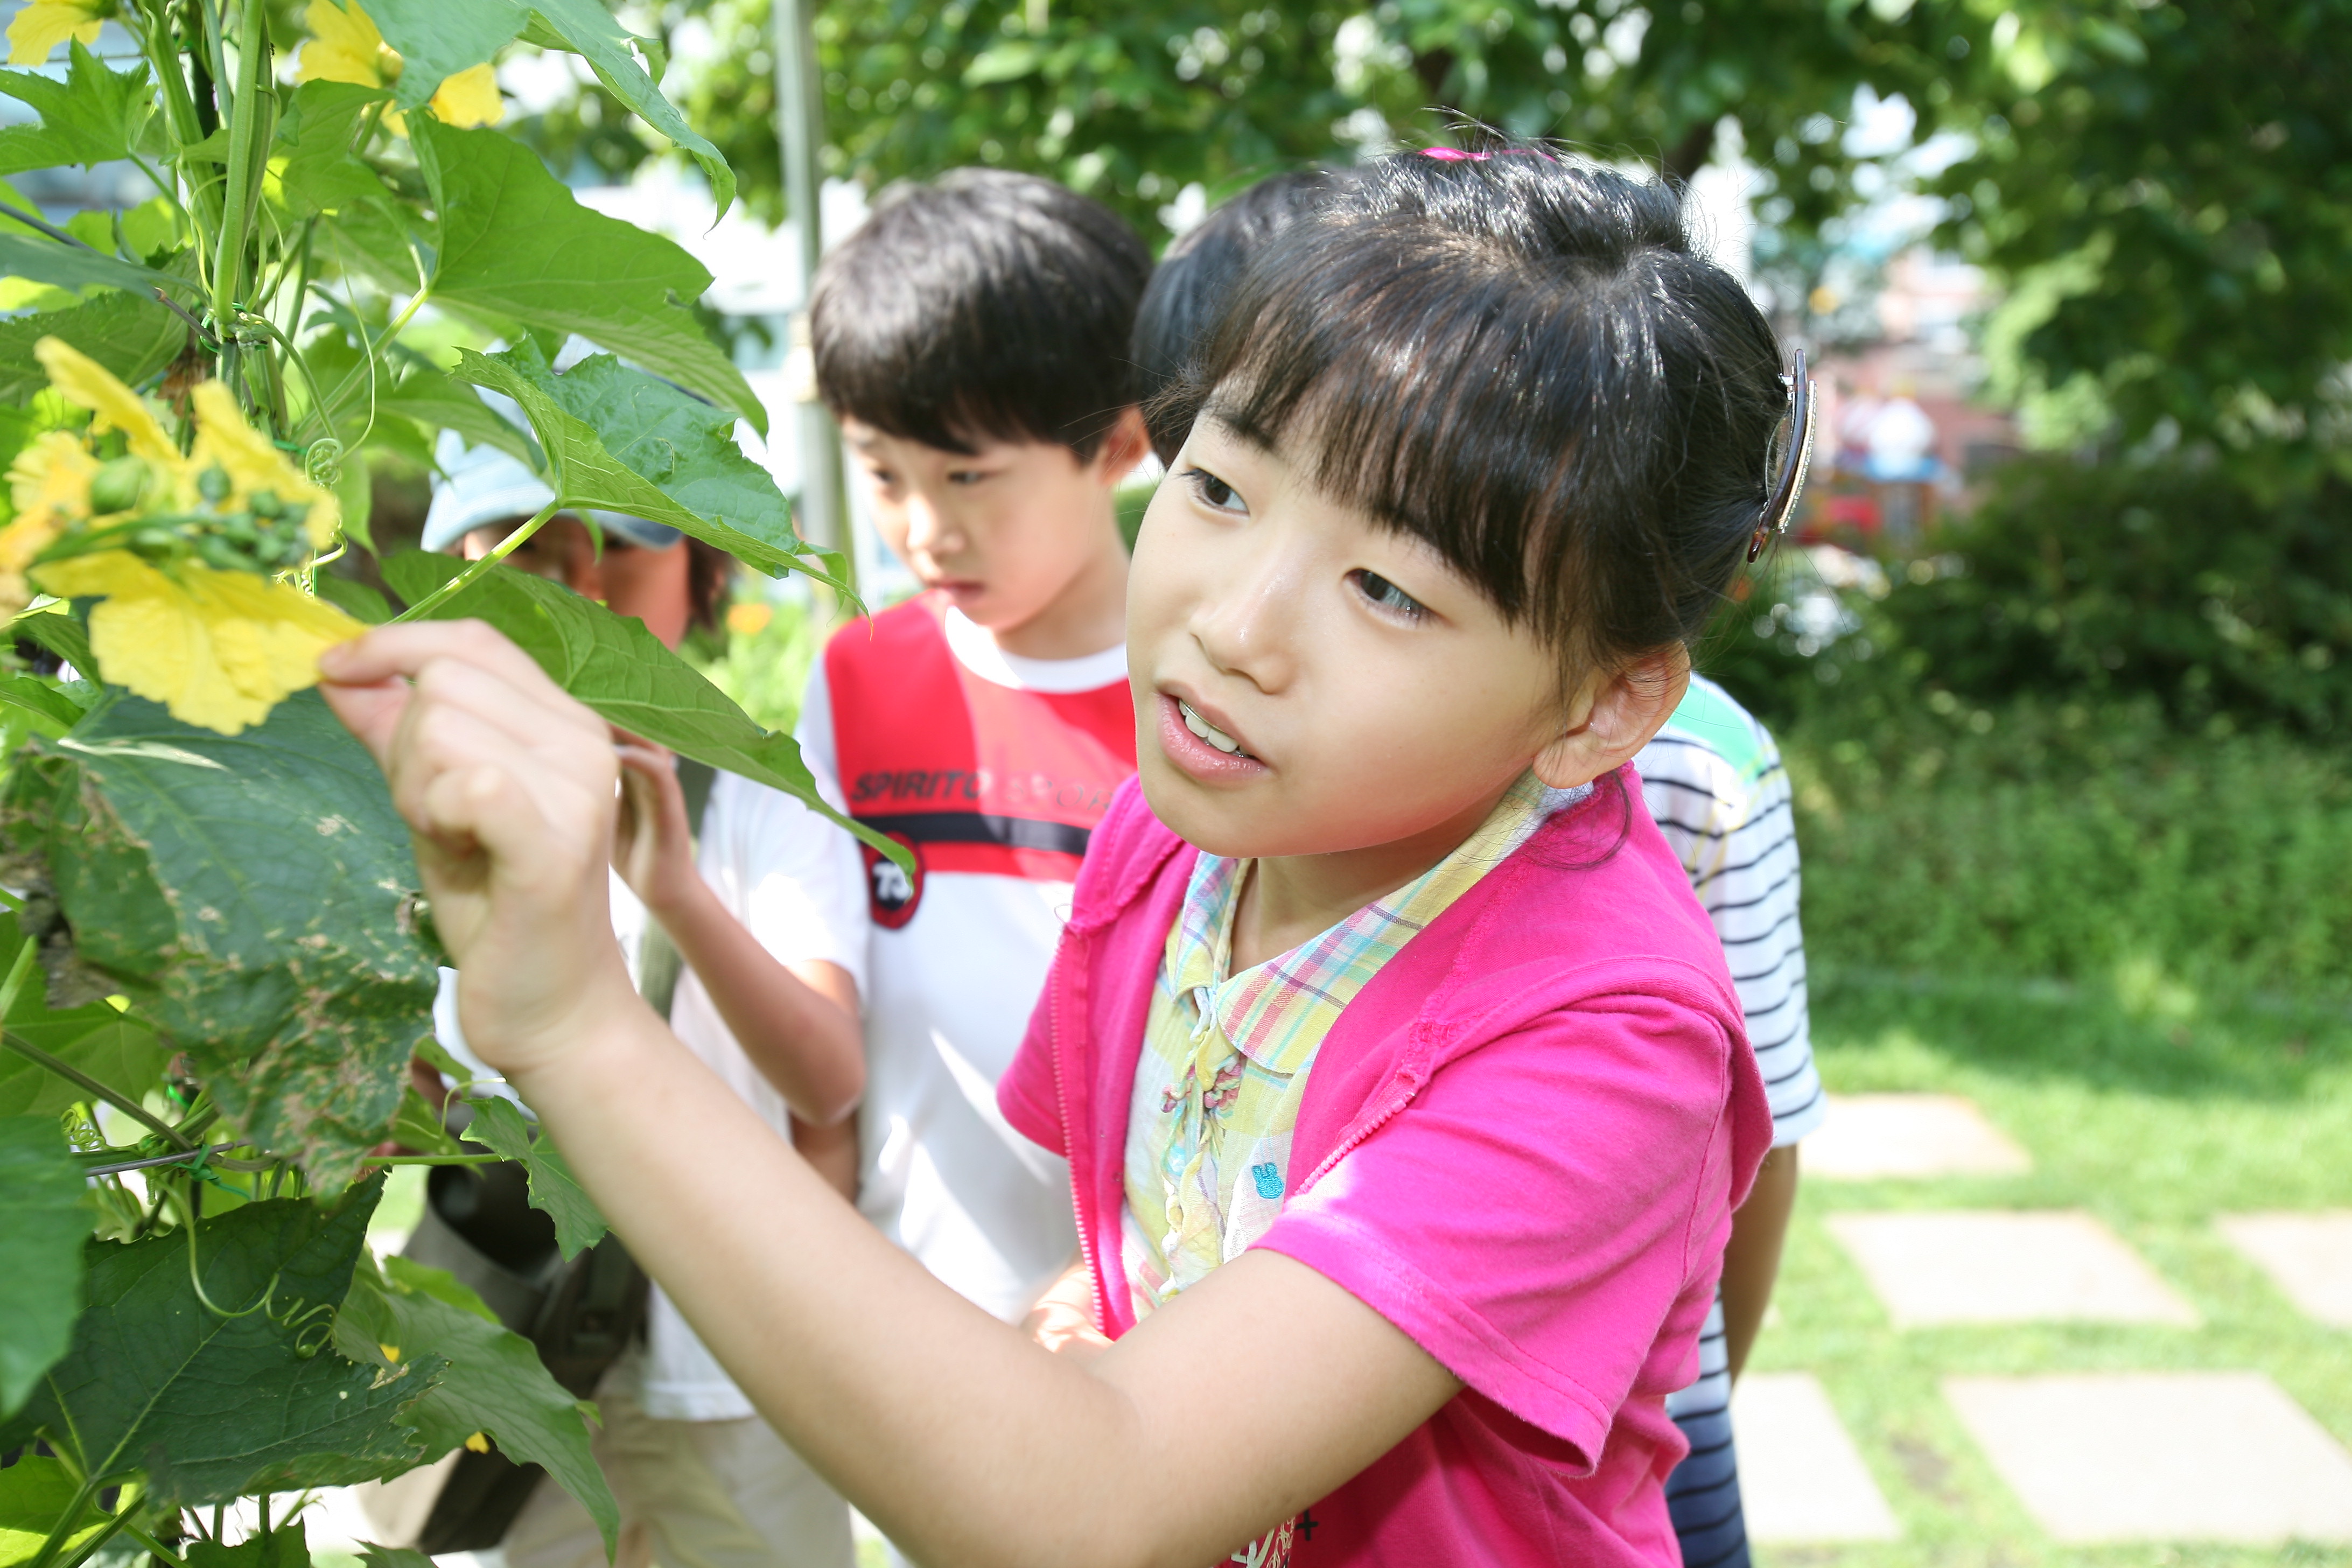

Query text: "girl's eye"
[1349, 569, 1429, 622]
[1182, 466, 1246, 514]
[947, 469, 989, 486]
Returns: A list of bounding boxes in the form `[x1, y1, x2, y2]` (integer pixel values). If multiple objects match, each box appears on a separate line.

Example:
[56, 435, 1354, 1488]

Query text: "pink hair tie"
[1418, 146, 1557, 163]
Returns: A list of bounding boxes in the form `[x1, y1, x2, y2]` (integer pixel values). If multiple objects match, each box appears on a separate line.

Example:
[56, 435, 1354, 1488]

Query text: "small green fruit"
[87, 458, 149, 515]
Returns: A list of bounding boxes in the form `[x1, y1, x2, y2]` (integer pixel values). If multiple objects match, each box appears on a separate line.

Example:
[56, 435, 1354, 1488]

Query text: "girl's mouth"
[1156, 692, 1268, 781]
[1178, 698, 1250, 758]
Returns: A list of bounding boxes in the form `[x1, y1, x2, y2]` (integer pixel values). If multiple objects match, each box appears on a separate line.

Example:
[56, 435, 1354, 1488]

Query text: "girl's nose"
[1189, 547, 1299, 695]
[900, 493, 956, 559]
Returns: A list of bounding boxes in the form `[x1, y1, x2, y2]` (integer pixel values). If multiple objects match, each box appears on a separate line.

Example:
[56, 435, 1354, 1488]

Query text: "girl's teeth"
[1178, 699, 1243, 755]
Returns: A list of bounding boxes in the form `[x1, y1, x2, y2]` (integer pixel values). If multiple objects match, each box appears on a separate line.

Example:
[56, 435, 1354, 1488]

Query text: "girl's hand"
[319, 622, 642, 1080]
[613, 743, 701, 916]
[1020, 1255, 1114, 1362]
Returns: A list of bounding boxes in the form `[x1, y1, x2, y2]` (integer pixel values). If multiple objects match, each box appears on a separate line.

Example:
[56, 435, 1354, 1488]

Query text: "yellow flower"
[0, 432, 99, 617]
[5, 0, 107, 65]
[426, 64, 504, 130]
[464, 1432, 491, 1454]
[297, 0, 502, 135]
[31, 551, 363, 736]
[35, 339, 181, 471]
[188, 382, 339, 548]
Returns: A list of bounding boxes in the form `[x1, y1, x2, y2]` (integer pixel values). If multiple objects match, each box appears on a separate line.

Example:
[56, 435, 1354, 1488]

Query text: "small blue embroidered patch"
[1251, 1161, 1283, 1200]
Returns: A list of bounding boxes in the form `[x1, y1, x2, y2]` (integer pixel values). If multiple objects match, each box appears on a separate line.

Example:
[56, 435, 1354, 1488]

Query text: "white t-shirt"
[639, 608, 1125, 1420]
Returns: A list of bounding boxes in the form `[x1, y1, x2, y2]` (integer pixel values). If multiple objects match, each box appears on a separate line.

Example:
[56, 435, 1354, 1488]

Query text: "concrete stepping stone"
[1825, 1210, 2199, 1327]
[1805, 1094, 2031, 1181]
[2217, 1212, 2352, 1328]
[1945, 1372, 2352, 1542]
[1732, 1373, 1901, 1543]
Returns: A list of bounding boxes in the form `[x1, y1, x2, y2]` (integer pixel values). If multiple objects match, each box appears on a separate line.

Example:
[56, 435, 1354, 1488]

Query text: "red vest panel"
[826, 594, 1137, 926]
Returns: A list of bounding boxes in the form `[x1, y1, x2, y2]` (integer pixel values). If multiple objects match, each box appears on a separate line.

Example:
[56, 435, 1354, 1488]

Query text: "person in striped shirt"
[1640, 674, 1824, 1568]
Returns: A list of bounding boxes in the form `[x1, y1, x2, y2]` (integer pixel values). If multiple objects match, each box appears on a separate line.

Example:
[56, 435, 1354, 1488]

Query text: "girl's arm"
[320, 623, 1460, 1568]
[613, 745, 865, 1127]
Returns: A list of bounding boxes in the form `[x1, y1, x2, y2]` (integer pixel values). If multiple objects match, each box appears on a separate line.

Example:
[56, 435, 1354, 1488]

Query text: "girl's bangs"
[1177, 221, 1656, 654]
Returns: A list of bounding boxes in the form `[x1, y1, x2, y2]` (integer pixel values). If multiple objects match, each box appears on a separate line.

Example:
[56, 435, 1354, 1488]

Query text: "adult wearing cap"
[411, 442, 863, 1568]
[422, 437, 730, 648]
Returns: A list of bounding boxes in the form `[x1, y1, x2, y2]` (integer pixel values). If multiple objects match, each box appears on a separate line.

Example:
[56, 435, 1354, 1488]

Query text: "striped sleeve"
[1636, 677, 1824, 1146]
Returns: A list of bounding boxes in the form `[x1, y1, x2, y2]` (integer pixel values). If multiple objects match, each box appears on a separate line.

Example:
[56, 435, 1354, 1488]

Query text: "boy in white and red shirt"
[599, 169, 1152, 1564]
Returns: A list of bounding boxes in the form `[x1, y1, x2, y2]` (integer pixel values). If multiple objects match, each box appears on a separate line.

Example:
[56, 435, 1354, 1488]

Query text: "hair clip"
[1749, 347, 1817, 563]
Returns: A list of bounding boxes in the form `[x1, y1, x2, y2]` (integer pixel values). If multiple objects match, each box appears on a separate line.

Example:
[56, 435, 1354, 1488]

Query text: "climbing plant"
[0, 0, 887, 1559]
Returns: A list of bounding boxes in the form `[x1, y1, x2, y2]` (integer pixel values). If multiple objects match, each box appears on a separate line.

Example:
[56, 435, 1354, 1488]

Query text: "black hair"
[811, 169, 1153, 460]
[1152, 149, 1790, 676]
[1130, 170, 1342, 462]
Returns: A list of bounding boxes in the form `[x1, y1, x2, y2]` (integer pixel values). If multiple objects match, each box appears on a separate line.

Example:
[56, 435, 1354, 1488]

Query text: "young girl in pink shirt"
[321, 146, 1808, 1566]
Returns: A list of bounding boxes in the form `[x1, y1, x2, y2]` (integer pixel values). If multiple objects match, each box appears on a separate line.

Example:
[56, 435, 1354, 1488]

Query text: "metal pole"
[775, 0, 853, 597]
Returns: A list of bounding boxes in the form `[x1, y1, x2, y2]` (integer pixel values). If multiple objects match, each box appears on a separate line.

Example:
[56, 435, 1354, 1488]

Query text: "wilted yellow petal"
[428, 63, 503, 129]
[0, 432, 99, 618]
[5, 0, 105, 65]
[32, 551, 363, 735]
[35, 338, 180, 467]
[297, 0, 388, 88]
[379, 1343, 401, 1363]
[464, 1432, 491, 1454]
[189, 382, 340, 547]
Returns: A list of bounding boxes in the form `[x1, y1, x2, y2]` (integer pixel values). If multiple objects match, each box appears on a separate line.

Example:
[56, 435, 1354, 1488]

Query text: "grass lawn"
[1755, 968, 2352, 1566]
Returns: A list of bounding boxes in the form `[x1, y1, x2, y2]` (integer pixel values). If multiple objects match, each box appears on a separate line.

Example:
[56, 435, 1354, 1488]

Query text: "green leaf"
[313, 575, 391, 626]
[355, 1544, 435, 1568]
[379, 551, 905, 871]
[185, 1521, 313, 1568]
[361, 0, 732, 215]
[0, 1453, 107, 1565]
[272, 81, 396, 220]
[384, 1083, 461, 1156]
[0, 233, 183, 298]
[0, 1179, 434, 1503]
[334, 1255, 619, 1552]
[409, 121, 761, 433]
[447, 346, 836, 585]
[0, 290, 187, 405]
[28, 692, 440, 1184]
[375, 369, 540, 469]
[457, 1097, 607, 1259]
[9, 610, 94, 681]
[0, 1117, 85, 1419]
[0, 42, 153, 177]
[0, 912, 171, 1121]
[0, 670, 87, 736]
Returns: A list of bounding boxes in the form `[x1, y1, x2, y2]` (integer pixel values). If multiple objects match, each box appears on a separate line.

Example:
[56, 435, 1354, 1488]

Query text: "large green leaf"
[185, 1521, 313, 1568]
[0, 42, 153, 177]
[456, 1097, 607, 1260]
[334, 1255, 618, 1552]
[360, 0, 731, 215]
[447, 346, 837, 586]
[375, 370, 539, 469]
[0, 234, 183, 298]
[272, 80, 396, 220]
[0, 290, 186, 405]
[0, 1117, 85, 1420]
[410, 121, 759, 433]
[379, 551, 901, 869]
[0, 1453, 108, 1566]
[0, 1179, 435, 1503]
[26, 692, 439, 1184]
[0, 912, 171, 1121]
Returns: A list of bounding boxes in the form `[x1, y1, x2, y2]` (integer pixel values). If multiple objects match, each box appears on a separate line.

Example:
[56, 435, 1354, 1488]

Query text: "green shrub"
[1707, 456, 2352, 737]
[1779, 695, 2352, 1004]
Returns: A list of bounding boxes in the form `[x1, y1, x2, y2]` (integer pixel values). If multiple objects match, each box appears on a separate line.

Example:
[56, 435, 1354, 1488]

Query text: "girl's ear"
[1531, 645, 1692, 791]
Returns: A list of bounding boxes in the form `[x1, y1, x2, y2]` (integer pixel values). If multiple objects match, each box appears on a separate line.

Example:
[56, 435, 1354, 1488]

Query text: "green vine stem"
[360, 1151, 503, 1166]
[116, 1525, 188, 1568]
[1, 1033, 195, 1149]
[393, 497, 564, 621]
[24, 1479, 97, 1568]
[209, 0, 270, 383]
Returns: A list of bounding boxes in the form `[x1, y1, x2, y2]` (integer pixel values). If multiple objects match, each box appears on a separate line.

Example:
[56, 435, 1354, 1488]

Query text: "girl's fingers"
[388, 692, 610, 869]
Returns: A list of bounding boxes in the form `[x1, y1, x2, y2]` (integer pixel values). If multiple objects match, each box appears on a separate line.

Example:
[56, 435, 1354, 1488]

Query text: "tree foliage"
[519, 0, 2351, 464]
